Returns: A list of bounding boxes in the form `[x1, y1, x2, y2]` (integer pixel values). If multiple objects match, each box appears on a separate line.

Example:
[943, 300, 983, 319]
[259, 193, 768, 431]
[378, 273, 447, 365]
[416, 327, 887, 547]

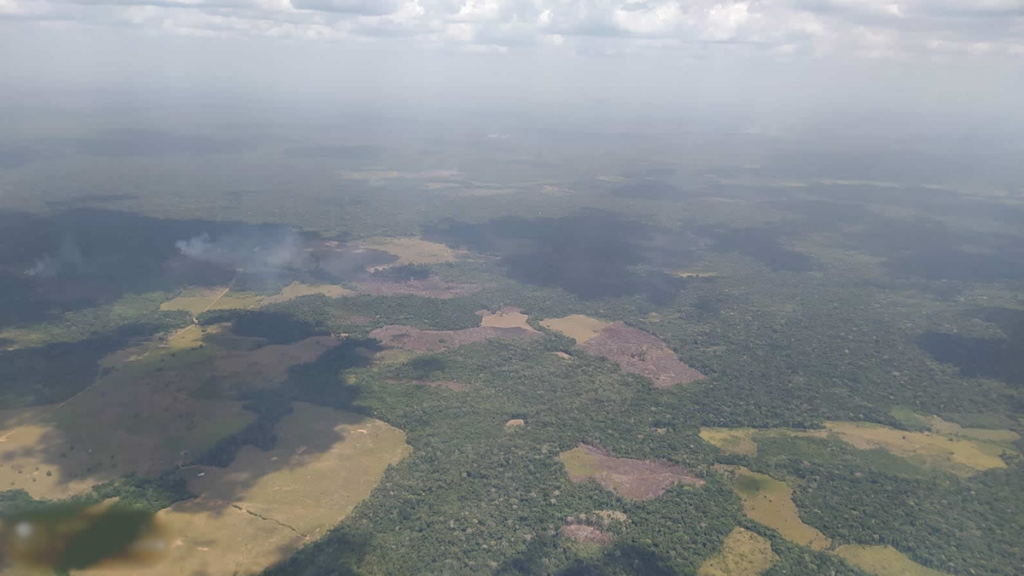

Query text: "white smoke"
[174, 229, 312, 272]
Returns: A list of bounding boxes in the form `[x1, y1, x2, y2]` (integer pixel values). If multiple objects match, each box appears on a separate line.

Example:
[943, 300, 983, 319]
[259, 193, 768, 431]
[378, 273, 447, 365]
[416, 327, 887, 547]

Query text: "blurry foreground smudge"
[0, 501, 169, 572]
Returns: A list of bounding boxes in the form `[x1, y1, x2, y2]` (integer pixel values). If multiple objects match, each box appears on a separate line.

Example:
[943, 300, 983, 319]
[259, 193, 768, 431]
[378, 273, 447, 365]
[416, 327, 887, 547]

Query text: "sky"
[1, 1, 1022, 136]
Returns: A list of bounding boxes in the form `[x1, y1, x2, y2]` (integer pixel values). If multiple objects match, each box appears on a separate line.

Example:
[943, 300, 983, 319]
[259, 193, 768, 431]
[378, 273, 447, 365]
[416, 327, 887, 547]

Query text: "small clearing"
[700, 427, 827, 457]
[834, 545, 950, 576]
[358, 237, 465, 271]
[698, 527, 778, 576]
[257, 282, 355, 305]
[541, 315, 610, 344]
[505, 419, 525, 428]
[562, 524, 614, 545]
[921, 414, 1021, 443]
[353, 277, 483, 299]
[384, 379, 467, 391]
[579, 323, 705, 388]
[369, 325, 541, 353]
[726, 467, 830, 550]
[551, 351, 572, 360]
[160, 286, 231, 315]
[559, 444, 704, 500]
[671, 270, 719, 278]
[89, 403, 410, 576]
[478, 308, 537, 331]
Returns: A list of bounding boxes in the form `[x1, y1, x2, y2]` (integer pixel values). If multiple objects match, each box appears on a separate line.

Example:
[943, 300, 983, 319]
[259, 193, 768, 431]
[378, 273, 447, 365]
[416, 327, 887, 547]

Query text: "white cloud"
[0, 0, 1020, 61]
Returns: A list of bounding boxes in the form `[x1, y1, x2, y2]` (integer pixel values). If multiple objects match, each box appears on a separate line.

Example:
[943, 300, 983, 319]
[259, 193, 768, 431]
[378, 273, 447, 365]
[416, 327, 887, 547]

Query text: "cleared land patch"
[540, 315, 610, 344]
[89, 402, 410, 576]
[358, 237, 465, 271]
[352, 276, 483, 299]
[834, 545, 950, 576]
[478, 308, 537, 332]
[258, 281, 354, 305]
[160, 286, 231, 315]
[700, 428, 827, 457]
[701, 421, 1017, 476]
[369, 324, 540, 353]
[726, 467, 830, 550]
[559, 444, 704, 500]
[505, 419, 525, 428]
[579, 323, 704, 388]
[562, 524, 614, 545]
[697, 527, 778, 576]
[823, 421, 1014, 476]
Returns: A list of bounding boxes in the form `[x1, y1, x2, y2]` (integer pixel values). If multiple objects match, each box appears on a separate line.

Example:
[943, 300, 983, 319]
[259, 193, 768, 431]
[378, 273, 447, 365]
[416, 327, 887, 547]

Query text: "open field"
[86, 402, 410, 576]
[559, 444, 704, 500]
[701, 420, 1018, 476]
[369, 324, 541, 353]
[700, 427, 827, 456]
[0, 324, 346, 500]
[352, 277, 483, 299]
[540, 315, 610, 344]
[834, 545, 950, 576]
[358, 237, 465, 271]
[478, 308, 537, 331]
[160, 286, 231, 315]
[579, 323, 704, 388]
[823, 421, 1015, 476]
[697, 527, 778, 576]
[258, 282, 355, 305]
[725, 467, 831, 550]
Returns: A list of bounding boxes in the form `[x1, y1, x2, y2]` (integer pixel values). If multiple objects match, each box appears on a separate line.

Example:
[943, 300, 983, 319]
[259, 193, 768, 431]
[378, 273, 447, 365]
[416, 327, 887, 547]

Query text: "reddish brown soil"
[579, 322, 704, 388]
[566, 444, 704, 500]
[384, 379, 467, 391]
[369, 325, 541, 353]
[562, 524, 614, 545]
[352, 277, 484, 299]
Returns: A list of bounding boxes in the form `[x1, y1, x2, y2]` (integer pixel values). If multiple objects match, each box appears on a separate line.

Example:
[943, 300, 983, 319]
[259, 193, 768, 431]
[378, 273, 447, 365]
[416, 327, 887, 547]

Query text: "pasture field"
[834, 545, 950, 576]
[358, 237, 465, 270]
[84, 402, 410, 576]
[823, 421, 1015, 475]
[257, 281, 355, 305]
[697, 527, 778, 576]
[701, 419, 1018, 476]
[540, 315, 610, 344]
[727, 468, 831, 550]
[159, 286, 231, 315]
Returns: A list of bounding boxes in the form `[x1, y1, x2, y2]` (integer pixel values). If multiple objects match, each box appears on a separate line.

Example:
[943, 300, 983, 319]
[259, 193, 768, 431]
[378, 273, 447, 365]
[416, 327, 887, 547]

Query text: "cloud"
[0, 0, 1021, 60]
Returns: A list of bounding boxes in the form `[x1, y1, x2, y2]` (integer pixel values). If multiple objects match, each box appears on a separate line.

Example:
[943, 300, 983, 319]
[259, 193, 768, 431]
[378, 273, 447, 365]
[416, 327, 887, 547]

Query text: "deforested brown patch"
[352, 277, 484, 299]
[384, 379, 467, 391]
[580, 322, 704, 388]
[562, 524, 614, 545]
[369, 325, 541, 353]
[559, 444, 704, 500]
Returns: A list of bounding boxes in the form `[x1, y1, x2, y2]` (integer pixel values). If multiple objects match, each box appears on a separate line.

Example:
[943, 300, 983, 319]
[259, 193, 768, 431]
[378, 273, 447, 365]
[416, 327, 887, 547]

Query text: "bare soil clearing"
[540, 315, 610, 343]
[580, 323, 704, 388]
[698, 527, 778, 576]
[559, 444, 704, 500]
[370, 325, 540, 353]
[562, 524, 614, 545]
[505, 419, 525, 428]
[478, 308, 537, 331]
